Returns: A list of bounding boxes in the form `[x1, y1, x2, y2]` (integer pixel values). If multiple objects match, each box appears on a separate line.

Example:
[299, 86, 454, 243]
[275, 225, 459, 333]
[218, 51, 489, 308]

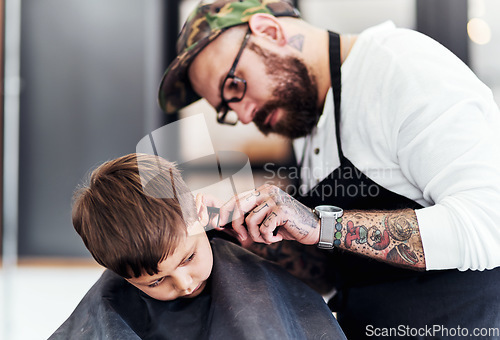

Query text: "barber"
[158, 0, 500, 338]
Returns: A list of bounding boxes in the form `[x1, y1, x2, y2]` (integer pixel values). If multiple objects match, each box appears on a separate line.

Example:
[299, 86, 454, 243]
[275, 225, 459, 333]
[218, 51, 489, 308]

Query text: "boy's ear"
[248, 13, 287, 46]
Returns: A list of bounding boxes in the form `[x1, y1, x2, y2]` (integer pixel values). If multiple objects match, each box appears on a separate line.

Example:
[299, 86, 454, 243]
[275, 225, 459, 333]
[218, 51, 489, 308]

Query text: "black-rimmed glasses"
[216, 28, 252, 125]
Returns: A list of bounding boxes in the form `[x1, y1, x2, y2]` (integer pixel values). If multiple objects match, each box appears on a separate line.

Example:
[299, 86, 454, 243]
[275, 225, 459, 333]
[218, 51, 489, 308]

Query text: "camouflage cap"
[158, 0, 300, 114]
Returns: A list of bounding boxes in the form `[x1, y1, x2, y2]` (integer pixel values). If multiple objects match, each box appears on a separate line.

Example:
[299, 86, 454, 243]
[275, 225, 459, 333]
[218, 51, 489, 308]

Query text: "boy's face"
[126, 221, 213, 301]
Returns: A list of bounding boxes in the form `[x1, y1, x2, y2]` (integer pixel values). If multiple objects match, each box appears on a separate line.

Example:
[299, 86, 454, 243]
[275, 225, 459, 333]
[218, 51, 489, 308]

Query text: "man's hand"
[218, 184, 320, 245]
[217, 186, 427, 270]
[196, 193, 224, 231]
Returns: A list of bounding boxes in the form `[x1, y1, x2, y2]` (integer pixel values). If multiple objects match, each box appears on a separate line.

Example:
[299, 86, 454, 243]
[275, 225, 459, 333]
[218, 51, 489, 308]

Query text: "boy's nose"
[172, 272, 193, 292]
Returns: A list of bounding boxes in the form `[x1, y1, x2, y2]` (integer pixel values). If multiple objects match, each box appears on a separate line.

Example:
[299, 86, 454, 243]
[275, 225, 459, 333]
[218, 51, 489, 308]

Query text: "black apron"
[295, 32, 500, 340]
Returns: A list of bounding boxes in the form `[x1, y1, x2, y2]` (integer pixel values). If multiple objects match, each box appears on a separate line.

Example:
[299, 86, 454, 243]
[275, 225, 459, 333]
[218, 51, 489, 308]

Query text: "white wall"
[468, 0, 500, 103]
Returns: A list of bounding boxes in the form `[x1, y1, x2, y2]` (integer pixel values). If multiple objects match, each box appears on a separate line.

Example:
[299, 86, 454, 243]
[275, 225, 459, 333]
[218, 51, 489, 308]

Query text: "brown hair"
[72, 153, 197, 278]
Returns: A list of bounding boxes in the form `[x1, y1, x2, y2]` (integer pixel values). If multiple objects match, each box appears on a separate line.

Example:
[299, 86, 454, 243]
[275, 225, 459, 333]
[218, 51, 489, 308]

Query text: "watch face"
[316, 205, 342, 214]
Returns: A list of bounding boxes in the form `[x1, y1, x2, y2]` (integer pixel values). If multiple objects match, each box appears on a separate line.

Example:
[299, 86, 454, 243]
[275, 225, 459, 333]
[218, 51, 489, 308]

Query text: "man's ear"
[248, 13, 287, 46]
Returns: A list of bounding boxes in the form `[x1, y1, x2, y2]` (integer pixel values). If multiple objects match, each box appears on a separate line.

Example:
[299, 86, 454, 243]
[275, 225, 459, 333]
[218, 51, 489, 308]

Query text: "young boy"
[50, 153, 345, 339]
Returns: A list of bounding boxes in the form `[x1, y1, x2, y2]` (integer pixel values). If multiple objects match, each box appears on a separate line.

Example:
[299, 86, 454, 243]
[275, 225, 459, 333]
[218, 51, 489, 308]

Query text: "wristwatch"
[313, 205, 344, 249]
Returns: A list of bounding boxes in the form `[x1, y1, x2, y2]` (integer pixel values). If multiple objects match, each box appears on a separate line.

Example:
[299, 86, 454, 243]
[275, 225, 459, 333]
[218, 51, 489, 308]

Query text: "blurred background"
[1, 0, 498, 338]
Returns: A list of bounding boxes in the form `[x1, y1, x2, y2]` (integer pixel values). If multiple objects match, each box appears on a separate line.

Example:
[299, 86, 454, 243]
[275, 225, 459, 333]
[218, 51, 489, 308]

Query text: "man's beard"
[249, 43, 321, 139]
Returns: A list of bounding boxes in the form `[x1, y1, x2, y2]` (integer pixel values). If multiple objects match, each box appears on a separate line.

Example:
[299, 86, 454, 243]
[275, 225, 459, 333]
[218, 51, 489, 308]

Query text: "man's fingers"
[244, 199, 286, 244]
[218, 189, 255, 224]
[199, 193, 223, 208]
[259, 209, 285, 243]
[219, 188, 270, 241]
[246, 200, 274, 242]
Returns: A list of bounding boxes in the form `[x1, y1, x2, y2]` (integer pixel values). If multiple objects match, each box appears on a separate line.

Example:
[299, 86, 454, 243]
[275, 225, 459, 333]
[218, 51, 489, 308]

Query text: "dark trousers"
[332, 267, 500, 339]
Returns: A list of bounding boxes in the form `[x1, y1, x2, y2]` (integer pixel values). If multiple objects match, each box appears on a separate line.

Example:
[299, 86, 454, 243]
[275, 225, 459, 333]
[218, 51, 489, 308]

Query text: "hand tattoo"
[253, 203, 269, 214]
[262, 212, 278, 228]
[270, 187, 318, 230]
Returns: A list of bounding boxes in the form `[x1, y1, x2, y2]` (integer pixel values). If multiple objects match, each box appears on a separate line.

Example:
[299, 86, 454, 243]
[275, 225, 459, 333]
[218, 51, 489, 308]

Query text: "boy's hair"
[72, 153, 197, 278]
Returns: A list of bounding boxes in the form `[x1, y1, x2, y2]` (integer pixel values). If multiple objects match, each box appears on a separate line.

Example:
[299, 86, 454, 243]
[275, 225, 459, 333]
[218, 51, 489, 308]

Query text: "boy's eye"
[148, 277, 164, 288]
[182, 253, 196, 265]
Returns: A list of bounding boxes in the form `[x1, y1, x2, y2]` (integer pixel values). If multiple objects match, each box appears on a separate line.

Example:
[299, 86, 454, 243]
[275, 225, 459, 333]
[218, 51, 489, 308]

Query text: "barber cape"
[50, 238, 345, 339]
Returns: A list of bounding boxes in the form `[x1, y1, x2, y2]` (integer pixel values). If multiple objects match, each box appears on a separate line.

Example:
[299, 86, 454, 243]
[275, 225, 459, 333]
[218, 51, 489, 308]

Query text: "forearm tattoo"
[339, 209, 426, 270]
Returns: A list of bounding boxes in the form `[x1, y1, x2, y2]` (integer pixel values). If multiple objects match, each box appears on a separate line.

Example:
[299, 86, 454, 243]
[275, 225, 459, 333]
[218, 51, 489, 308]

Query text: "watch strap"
[317, 210, 336, 249]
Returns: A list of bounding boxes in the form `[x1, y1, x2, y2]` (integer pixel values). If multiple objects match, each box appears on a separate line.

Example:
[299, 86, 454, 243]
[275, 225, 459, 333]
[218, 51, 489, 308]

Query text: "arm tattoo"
[338, 209, 426, 270]
[385, 215, 413, 241]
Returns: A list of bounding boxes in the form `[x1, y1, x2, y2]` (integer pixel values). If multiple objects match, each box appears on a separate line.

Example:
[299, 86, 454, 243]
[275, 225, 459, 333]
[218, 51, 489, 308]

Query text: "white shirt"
[294, 21, 500, 271]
